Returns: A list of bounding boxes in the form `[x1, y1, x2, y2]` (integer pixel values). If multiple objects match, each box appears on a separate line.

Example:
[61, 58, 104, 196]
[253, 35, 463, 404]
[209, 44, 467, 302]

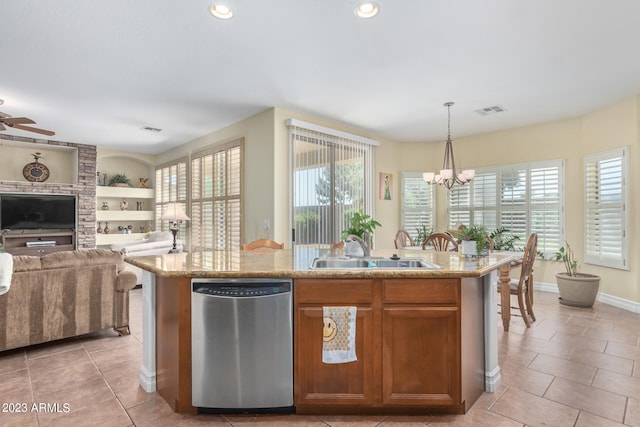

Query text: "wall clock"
[23, 161, 50, 182]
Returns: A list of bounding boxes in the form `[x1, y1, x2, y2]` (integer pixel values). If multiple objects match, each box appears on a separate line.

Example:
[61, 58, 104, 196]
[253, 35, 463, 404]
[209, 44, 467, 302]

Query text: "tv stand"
[1, 230, 76, 256]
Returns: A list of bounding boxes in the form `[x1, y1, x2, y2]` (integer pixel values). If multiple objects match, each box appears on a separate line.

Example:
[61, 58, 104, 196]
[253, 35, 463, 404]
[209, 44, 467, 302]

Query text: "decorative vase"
[97, 222, 103, 233]
[555, 272, 601, 308]
[101, 202, 109, 211]
[104, 222, 110, 234]
[136, 201, 143, 211]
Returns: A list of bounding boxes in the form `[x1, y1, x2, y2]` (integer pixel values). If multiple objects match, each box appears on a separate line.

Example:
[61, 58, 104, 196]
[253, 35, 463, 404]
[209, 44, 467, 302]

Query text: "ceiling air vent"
[475, 105, 506, 116]
[142, 126, 162, 132]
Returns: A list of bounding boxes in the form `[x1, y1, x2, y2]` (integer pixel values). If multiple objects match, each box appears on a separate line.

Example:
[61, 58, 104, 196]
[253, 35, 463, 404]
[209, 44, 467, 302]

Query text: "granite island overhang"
[125, 247, 515, 279]
[126, 248, 515, 414]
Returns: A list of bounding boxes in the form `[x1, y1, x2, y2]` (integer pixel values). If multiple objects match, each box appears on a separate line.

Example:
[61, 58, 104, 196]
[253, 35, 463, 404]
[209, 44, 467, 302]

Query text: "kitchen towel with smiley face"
[322, 306, 357, 364]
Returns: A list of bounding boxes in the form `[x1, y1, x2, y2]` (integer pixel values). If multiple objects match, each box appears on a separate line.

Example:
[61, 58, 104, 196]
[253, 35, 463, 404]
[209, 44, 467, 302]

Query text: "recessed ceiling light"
[210, 4, 233, 20]
[355, 2, 379, 18]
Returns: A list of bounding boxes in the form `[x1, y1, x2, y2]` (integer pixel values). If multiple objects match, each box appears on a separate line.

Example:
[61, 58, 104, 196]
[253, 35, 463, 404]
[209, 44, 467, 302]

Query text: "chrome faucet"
[346, 233, 370, 257]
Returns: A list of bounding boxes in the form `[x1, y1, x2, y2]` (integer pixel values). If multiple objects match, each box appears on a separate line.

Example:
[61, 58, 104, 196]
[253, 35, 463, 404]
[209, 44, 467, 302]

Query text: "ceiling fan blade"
[10, 123, 55, 136]
[1, 117, 36, 125]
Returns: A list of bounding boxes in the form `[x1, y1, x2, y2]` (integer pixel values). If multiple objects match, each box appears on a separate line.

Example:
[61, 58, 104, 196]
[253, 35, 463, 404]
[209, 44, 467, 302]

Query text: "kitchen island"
[126, 248, 514, 415]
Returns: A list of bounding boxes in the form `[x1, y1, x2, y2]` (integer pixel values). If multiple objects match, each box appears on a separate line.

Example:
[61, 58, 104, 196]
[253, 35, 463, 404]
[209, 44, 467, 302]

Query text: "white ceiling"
[2, 0, 640, 154]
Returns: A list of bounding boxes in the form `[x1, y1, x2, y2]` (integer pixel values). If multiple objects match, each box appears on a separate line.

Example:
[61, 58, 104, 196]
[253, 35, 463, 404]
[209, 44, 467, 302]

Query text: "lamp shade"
[161, 203, 190, 221]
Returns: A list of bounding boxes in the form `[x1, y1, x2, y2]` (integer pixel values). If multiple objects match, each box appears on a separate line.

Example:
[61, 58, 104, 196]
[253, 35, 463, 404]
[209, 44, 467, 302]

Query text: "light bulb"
[355, 2, 378, 18]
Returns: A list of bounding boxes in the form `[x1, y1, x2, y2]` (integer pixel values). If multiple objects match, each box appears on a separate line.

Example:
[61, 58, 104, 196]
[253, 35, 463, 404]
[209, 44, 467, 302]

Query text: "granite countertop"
[125, 247, 516, 279]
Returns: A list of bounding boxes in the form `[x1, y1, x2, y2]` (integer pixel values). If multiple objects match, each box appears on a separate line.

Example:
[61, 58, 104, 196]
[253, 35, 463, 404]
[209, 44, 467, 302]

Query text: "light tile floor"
[0, 288, 639, 426]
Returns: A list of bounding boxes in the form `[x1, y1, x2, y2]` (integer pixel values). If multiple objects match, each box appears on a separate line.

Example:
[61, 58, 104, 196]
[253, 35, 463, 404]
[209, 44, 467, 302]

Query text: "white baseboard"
[534, 281, 640, 313]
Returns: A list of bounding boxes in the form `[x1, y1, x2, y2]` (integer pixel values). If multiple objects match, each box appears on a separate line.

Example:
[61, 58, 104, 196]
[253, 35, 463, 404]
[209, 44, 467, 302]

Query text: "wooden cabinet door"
[295, 305, 375, 407]
[381, 306, 460, 406]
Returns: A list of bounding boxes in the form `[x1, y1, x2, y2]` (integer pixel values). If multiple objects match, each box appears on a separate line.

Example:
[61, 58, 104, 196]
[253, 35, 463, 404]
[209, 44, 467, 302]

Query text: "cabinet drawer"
[382, 279, 459, 305]
[294, 279, 374, 303]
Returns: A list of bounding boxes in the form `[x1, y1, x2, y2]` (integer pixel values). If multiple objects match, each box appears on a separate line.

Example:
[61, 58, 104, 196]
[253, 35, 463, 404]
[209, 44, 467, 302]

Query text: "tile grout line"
[84, 340, 136, 426]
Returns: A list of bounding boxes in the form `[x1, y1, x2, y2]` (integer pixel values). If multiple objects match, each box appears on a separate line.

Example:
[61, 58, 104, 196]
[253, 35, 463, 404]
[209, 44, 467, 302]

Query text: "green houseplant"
[107, 173, 132, 187]
[455, 224, 489, 257]
[415, 224, 433, 248]
[553, 242, 601, 307]
[341, 211, 381, 241]
[489, 227, 521, 251]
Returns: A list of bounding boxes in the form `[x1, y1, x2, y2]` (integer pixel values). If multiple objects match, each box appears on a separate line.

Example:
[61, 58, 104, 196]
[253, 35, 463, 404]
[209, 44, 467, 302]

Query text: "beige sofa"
[0, 249, 137, 352]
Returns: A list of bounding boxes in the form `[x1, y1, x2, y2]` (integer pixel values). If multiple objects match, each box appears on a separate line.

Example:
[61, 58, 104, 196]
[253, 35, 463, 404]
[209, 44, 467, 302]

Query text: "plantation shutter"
[401, 172, 435, 241]
[155, 159, 188, 240]
[500, 166, 527, 240]
[448, 184, 470, 228]
[472, 172, 497, 230]
[191, 139, 243, 251]
[584, 147, 627, 269]
[529, 162, 562, 254]
[447, 159, 563, 253]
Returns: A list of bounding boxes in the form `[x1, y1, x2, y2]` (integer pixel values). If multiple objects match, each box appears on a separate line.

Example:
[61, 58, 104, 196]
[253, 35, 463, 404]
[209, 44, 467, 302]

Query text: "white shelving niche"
[96, 186, 155, 247]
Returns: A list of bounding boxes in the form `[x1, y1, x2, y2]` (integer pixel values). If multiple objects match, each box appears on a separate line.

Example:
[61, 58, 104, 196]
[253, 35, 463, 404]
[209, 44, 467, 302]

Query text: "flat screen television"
[0, 194, 76, 231]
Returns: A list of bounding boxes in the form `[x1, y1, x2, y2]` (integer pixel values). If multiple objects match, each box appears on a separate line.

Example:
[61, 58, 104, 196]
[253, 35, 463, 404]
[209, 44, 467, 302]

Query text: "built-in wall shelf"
[96, 186, 155, 247]
[96, 210, 155, 221]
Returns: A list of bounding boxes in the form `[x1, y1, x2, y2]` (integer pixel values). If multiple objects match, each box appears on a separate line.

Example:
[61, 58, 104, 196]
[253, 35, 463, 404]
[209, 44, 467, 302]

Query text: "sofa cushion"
[12, 255, 42, 272]
[40, 249, 126, 272]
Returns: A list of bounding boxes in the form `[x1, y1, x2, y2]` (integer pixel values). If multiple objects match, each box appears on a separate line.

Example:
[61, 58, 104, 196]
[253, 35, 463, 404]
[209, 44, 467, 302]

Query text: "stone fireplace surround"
[0, 134, 96, 249]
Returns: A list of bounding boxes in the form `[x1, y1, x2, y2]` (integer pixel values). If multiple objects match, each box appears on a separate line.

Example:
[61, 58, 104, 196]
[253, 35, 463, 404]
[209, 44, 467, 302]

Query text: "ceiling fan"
[0, 112, 55, 136]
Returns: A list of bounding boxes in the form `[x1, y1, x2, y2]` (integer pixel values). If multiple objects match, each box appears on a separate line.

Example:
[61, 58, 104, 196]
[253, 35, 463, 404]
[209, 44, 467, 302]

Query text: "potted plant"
[489, 227, 521, 251]
[554, 242, 601, 307]
[107, 173, 132, 187]
[415, 224, 433, 248]
[455, 224, 489, 257]
[341, 211, 381, 251]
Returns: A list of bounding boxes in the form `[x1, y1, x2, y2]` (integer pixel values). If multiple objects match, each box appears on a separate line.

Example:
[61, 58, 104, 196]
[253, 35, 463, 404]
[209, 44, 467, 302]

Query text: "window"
[584, 147, 628, 270]
[155, 159, 188, 241]
[287, 119, 378, 247]
[401, 172, 435, 241]
[191, 139, 243, 251]
[448, 160, 563, 254]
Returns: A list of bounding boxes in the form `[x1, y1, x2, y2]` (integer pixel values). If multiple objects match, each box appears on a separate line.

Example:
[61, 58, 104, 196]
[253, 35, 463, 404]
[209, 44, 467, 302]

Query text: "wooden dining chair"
[422, 232, 458, 252]
[501, 233, 538, 328]
[241, 239, 284, 251]
[394, 230, 413, 249]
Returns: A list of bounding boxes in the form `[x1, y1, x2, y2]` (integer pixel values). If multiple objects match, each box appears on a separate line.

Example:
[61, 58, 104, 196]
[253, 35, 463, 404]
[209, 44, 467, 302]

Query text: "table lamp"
[160, 203, 190, 253]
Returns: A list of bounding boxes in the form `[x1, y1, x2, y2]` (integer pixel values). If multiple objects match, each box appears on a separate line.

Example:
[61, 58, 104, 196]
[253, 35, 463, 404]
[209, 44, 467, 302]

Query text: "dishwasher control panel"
[192, 281, 291, 297]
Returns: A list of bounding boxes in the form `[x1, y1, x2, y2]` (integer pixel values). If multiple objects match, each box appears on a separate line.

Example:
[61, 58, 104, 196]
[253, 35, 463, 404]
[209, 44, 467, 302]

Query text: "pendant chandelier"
[423, 102, 475, 190]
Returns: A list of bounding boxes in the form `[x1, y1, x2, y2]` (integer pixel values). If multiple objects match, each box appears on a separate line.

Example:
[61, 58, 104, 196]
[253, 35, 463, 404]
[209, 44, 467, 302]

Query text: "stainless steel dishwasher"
[191, 278, 293, 411]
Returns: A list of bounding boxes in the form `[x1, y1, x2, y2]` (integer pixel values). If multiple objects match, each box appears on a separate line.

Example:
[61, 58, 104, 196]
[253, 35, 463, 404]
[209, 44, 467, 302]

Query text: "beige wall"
[156, 109, 277, 245]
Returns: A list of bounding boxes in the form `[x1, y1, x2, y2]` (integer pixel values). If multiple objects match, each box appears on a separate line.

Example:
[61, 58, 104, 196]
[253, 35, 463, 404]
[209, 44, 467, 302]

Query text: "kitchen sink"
[309, 257, 441, 270]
